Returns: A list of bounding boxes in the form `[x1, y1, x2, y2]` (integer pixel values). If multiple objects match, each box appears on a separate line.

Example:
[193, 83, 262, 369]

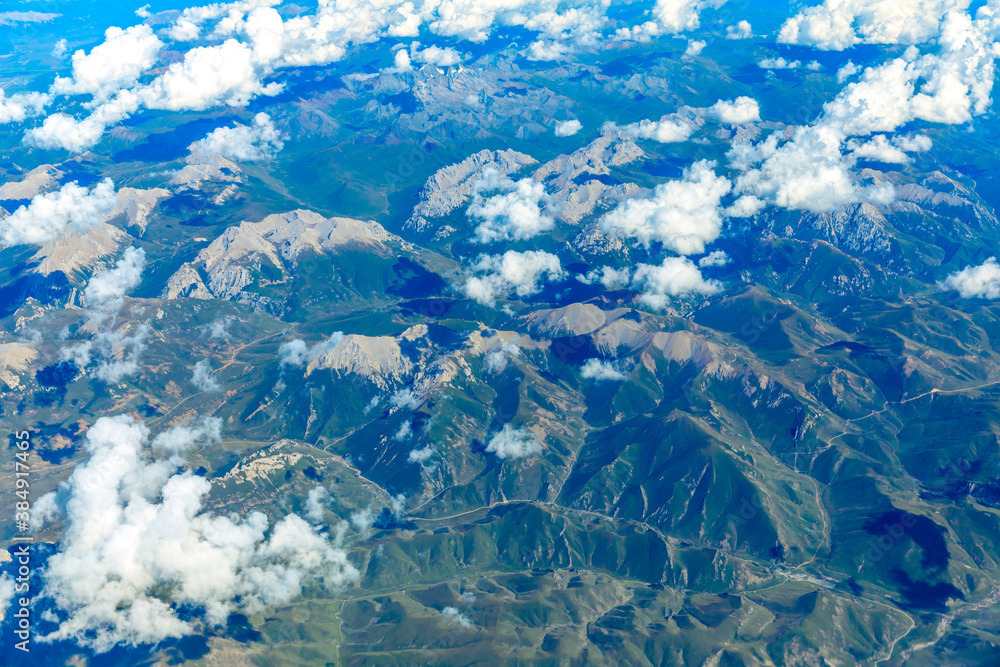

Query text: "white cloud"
[650, 0, 729, 34]
[408, 446, 435, 463]
[208, 317, 232, 339]
[846, 133, 932, 163]
[468, 171, 555, 243]
[942, 258, 1000, 298]
[390, 388, 422, 410]
[305, 485, 329, 523]
[52, 25, 163, 99]
[191, 359, 220, 392]
[142, 39, 280, 111]
[577, 266, 633, 289]
[279, 333, 344, 367]
[442, 606, 473, 628]
[601, 160, 731, 255]
[632, 256, 722, 309]
[52, 39, 69, 58]
[278, 339, 308, 366]
[724, 195, 764, 217]
[836, 61, 861, 83]
[778, 0, 970, 51]
[726, 20, 752, 39]
[707, 96, 760, 124]
[0, 90, 50, 124]
[62, 325, 150, 384]
[350, 507, 376, 535]
[135, 5, 152, 19]
[394, 420, 412, 441]
[411, 43, 463, 67]
[96, 326, 150, 383]
[392, 48, 413, 71]
[20, 0, 730, 150]
[554, 119, 582, 136]
[684, 39, 706, 56]
[464, 250, 565, 306]
[729, 125, 894, 213]
[485, 424, 542, 459]
[84, 247, 146, 310]
[22, 112, 108, 152]
[188, 112, 285, 162]
[759, 57, 800, 70]
[483, 339, 520, 373]
[0, 573, 15, 616]
[580, 358, 629, 381]
[166, 0, 282, 42]
[31, 414, 359, 653]
[0, 178, 116, 247]
[699, 250, 730, 267]
[610, 117, 695, 143]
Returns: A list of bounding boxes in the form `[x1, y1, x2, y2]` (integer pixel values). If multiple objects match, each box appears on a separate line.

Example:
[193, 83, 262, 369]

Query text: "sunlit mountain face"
[2, 0, 1000, 664]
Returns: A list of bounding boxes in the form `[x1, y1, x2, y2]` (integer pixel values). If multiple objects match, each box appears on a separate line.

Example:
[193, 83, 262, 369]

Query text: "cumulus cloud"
[0, 178, 116, 247]
[728, 125, 894, 213]
[208, 317, 232, 340]
[279, 333, 344, 367]
[63, 324, 151, 384]
[191, 359, 220, 392]
[820, 21, 996, 135]
[759, 57, 801, 70]
[21, 0, 735, 150]
[51, 25, 163, 99]
[394, 420, 412, 441]
[390, 388, 422, 410]
[778, 0, 970, 51]
[726, 20, 752, 39]
[684, 39, 706, 56]
[141, 39, 281, 111]
[846, 133, 932, 163]
[485, 424, 542, 459]
[577, 265, 633, 289]
[188, 112, 285, 162]
[62, 246, 150, 382]
[554, 119, 582, 136]
[649, 0, 729, 34]
[410, 43, 463, 67]
[392, 47, 413, 71]
[707, 97, 760, 124]
[836, 61, 861, 83]
[580, 358, 630, 381]
[601, 160, 731, 255]
[84, 247, 146, 311]
[609, 117, 695, 143]
[942, 258, 1000, 298]
[468, 171, 556, 243]
[632, 257, 722, 309]
[350, 507, 376, 535]
[408, 446, 435, 463]
[22, 111, 109, 152]
[729, 11, 995, 216]
[442, 606, 474, 628]
[0, 90, 51, 123]
[699, 250, 730, 267]
[483, 338, 520, 373]
[30, 414, 359, 652]
[16, 0, 634, 150]
[305, 485, 330, 523]
[464, 250, 565, 306]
